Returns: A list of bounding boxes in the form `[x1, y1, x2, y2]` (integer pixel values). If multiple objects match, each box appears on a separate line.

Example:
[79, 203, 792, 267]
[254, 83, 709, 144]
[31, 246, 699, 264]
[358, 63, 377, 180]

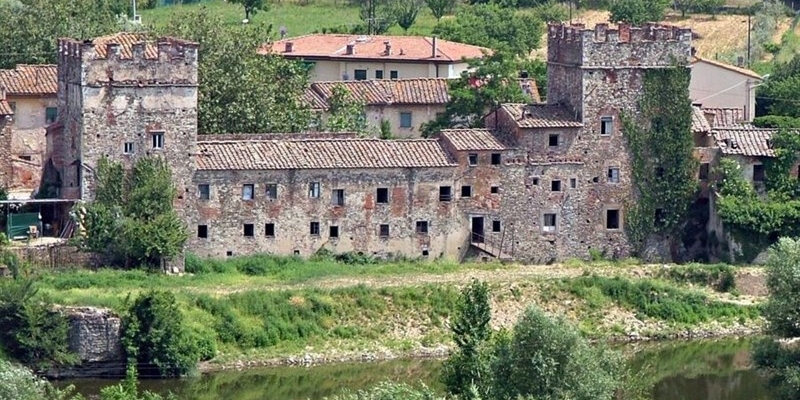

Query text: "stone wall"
[7, 244, 105, 269]
[0, 115, 12, 187]
[48, 307, 124, 378]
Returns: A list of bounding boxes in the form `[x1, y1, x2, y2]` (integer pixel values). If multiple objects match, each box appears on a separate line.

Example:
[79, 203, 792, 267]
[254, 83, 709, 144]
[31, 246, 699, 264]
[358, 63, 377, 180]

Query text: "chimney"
[432, 36, 437, 58]
[284, 41, 293, 53]
[384, 41, 392, 55]
[346, 44, 355, 55]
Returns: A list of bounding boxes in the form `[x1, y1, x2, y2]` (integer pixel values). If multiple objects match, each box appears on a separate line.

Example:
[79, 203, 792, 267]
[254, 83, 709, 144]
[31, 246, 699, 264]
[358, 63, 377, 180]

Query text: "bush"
[0, 359, 80, 400]
[658, 264, 736, 292]
[325, 381, 443, 400]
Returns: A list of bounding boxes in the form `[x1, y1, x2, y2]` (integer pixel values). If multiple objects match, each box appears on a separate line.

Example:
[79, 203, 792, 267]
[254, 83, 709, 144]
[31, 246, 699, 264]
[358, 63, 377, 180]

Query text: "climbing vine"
[623, 65, 697, 250]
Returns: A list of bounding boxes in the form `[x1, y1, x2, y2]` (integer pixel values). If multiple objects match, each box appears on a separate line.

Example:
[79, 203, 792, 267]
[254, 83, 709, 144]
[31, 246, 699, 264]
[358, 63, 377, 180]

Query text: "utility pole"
[569, 1, 573, 24]
[747, 12, 751, 68]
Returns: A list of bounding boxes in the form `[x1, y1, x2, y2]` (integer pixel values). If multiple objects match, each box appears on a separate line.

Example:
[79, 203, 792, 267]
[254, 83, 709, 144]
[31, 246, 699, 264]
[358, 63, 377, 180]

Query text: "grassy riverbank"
[32, 255, 766, 369]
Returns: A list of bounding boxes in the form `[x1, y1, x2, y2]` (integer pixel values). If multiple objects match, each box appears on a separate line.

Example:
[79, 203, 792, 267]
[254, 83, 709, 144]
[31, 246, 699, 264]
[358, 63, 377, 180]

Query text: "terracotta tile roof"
[267, 34, 489, 62]
[0, 65, 57, 95]
[702, 107, 748, 127]
[691, 105, 711, 133]
[196, 138, 457, 170]
[308, 78, 450, 106]
[90, 32, 157, 59]
[302, 89, 328, 111]
[439, 129, 505, 151]
[500, 103, 582, 128]
[691, 56, 764, 80]
[0, 100, 13, 115]
[713, 127, 781, 157]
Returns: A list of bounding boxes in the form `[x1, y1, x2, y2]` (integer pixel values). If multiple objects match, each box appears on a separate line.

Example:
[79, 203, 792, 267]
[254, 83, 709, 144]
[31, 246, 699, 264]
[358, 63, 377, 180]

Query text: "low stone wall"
[48, 307, 125, 379]
[7, 244, 104, 269]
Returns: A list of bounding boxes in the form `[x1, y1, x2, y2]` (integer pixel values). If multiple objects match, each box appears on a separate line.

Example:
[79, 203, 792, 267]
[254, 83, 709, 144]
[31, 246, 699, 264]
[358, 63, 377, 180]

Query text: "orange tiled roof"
[703, 107, 748, 127]
[267, 34, 489, 62]
[308, 78, 450, 107]
[713, 127, 783, 157]
[90, 32, 157, 59]
[196, 138, 457, 170]
[0, 65, 57, 95]
[0, 100, 13, 115]
[500, 103, 582, 128]
[691, 105, 711, 133]
[302, 88, 328, 111]
[439, 129, 505, 151]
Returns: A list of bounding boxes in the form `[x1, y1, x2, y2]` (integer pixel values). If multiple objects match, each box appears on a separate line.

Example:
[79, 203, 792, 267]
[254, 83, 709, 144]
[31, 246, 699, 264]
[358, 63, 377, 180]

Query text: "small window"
[310, 221, 320, 236]
[543, 213, 557, 232]
[375, 70, 384, 79]
[329, 225, 340, 238]
[331, 189, 345, 206]
[400, 112, 412, 128]
[600, 116, 614, 135]
[753, 164, 766, 182]
[551, 180, 561, 192]
[699, 163, 710, 180]
[242, 184, 254, 200]
[123, 142, 134, 154]
[548, 134, 559, 147]
[19, 155, 31, 161]
[570, 178, 577, 189]
[461, 185, 472, 198]
[390, 70, 398, 79]
[354, 69, 367, 81]
[379, 224, 390, 238]
[439, 186, 452, 201]
[490, 186, 499, 194]
[491, 153, 501, 165]
[416, 220, 429, 234]
[606, 209, 621, 230]
[265, 223, 275, 237]
[265, 183, 278, 200]
[151, 131, 164, 149]
[198, 184, 210, 200]
[197, 225, 208, 238]
[243, 224, 255, 237]
[492, 220, 501, 232]
[309, 182, 321, 198]
[607, 168, 620, 183]
[8, 102, 15, 113]
[532, 177, 540, 186]
[468, 153, 478, 166]
[45, 107, 58, 124]
[376, 188, 389, 204]
[226, 251, 233, 257]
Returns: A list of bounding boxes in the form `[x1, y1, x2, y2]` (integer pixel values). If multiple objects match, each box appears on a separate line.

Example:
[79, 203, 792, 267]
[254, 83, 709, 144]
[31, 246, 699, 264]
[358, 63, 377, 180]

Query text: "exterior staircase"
[470, 230, 514, 261]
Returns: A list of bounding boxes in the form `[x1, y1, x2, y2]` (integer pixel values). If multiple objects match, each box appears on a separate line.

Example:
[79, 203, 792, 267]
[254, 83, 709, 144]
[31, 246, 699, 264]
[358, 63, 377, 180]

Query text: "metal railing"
[470, 228, 514, 259]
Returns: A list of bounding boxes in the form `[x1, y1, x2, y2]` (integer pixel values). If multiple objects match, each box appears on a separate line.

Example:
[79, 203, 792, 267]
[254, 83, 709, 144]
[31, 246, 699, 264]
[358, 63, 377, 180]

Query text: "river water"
[58, 337, 773, 400]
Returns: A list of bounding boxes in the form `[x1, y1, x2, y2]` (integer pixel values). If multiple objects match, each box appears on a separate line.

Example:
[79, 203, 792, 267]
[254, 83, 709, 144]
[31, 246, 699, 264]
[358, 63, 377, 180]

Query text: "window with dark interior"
[197, 225, 208, 238]
[265, 223, 275, 237]
[416, 220, 428, 234]
[198, 184, 210, 200]
[379, 224, 389, 238]
[439, 186, 452, 201]
[331, 189, 345, 206]
[461, 185, 472, 198]
[606, 209, 621, 230]
[376, 188, 389, 204]
[548, 134, 559, 147]
[753, 164, 766, 182]
[492, 220, 501, 232]
[600, 116, 613, 135]
[265, 183, 278, 200]
[243, 224, 254, 237]
[468, 153, 478, 166]
[310, 221, 320, 236]
[699, 163, 710, 180]
[354, 69, 367, 80]
[329, 225, 340, 238]
[551, 180, 561, 192]
[491, 153, 501, 165]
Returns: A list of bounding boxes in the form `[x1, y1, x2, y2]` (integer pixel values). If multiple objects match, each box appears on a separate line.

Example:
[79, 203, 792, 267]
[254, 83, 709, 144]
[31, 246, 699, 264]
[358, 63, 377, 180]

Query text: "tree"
[160, 8, 313, 134]
[432, 3, 543, 56]
[230, 0, 269, 21]
[355, 0, 396, 34]
[393, 0, 424, 32]
[757, 55, 800, 118]
[608, 0, 669, 25]
[441, 280, 492, 399]
[425, 0, 455, 21]
[673, 0, 724, 18]
[324, 85, 369, 135]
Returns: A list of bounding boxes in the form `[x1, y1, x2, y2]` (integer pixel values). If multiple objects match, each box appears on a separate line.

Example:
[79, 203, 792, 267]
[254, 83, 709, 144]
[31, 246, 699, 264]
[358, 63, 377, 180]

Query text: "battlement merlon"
[547, 22, 693, 68]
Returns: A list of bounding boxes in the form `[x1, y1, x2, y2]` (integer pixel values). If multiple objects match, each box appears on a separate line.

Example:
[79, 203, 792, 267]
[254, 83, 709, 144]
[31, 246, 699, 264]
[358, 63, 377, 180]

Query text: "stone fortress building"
[41, 23, 702, 263]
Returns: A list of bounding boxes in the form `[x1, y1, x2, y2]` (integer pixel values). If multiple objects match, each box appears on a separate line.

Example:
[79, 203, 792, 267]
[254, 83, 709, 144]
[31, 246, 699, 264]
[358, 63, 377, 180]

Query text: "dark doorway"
[472, 217, 484, 243]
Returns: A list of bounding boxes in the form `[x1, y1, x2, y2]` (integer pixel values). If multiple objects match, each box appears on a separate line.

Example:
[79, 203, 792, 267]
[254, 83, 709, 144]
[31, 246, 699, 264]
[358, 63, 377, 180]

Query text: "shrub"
[658, 264, 736, 292]
[325, 381, 443, 400]
[0, 360, 80, 400]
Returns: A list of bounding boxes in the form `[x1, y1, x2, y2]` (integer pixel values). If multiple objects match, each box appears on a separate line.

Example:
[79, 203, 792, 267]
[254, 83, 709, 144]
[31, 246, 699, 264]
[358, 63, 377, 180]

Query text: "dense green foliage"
[656, 264, 736, 292]
[98, 366, 176, 400]
[324, 85, 369, 135]
[623, 66, 697, 251]
[608, 0, 669, 25]
[229, 0, 269, 20]
[0, 360, 80, 400]
[672, 0, 725, 18]
[433, 3, 542, 56]
[425, 0, 455, 20]
[74, 157, 187, 269]
[326, 381, 443, 400]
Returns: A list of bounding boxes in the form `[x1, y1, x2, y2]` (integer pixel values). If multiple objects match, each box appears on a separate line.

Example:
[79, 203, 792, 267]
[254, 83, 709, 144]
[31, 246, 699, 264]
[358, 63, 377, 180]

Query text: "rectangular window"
[491, 153, 501, 165]
[265, 223, 275, 237]
[379, 224, 390, 238]
[375, 70, 384, 79]
[600, 116, 614, 135]
[439, 186, 452, 201]
[354, 69, 367, 81]
[753, 164, 766, 182]
[570, 178, 577, 189]
[151, 131, 164, 149]
[198, 184, 210, 200]
[329, 225, 340, 238]
[197, 225, 208, 238]
[607, 168, 620, 183]
[461, 185, 472, 198]
[548, 134, 559, 147]
[123, 142, 134, 154]
[490, 186, 499, 194]
[416, 220, 429, 234]
[376, 188, 389, 204]
[492, 220, 501, 232]
[532, 177, 540, 185]
[265, 183, 278, 200]
[606, 209, 621, 230]
[310, 221, 320, 236]
[543, 213, 557, 232]
[242, 184, 254, 200]
[699, 163, 710, 180]
[243, 224, 255, 237]
[45, 107, 58, 124]
[390, 70, 398, 79]
[468, 153, 478, 166]
[309, 182, 320, 198]
[551, 180, 561, 192]
[331, 189, 345, 206]
[400, 112, 412, 128]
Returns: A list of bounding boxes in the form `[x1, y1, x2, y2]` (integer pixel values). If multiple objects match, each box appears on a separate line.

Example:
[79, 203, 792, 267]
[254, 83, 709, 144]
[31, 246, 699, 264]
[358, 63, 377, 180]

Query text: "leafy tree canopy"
[433, 3, 543, 56]
[425, 0, 456, 21]
[230, 0, 269, 21]
[608, 0, 669, 25]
